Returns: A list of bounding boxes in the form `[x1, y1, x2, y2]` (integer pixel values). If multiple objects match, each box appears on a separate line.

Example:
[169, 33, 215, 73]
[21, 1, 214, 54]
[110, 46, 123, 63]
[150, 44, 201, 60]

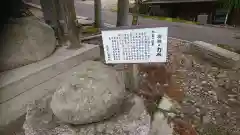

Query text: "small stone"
[228, 94, 237, 98]
[202, 115, 211, 124]
[158, 96, 174, 111]
[201, 81, 207, 84]
[213, 95, 218, 101]
[211, 67, 218, 71]
[217, 72, 228, 78]
[212, 117, 216, 121]
[182, 100, 187, 104]
[181, 106, 196, 115]
[163, 83, 169, 87]
[196, 108, 200, 113]
[228, 98, 237, 102]
[142, 73, 148, 78]
[227, 112, 231, 117]
[149, 111, 173, 135]
[208, 91, 215, 95]
[187, 99, 196, 104]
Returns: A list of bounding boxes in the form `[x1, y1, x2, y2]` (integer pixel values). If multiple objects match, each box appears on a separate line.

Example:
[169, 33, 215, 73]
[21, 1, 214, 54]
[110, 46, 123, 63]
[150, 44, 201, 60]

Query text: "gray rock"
[23, 94, 71, 135]
[202, 115, 211, 124]
[190, 41, 240, 69]
[228, 98, 237, 102]
[24, 95, 151, 135]
[0, 17, 56, 72]
[51, 61, 127, 125]
[181, 105, 196, 115]
[149, 111, 173, 135]
[75, 95, 151, 135]
[217, 72, 228, 78]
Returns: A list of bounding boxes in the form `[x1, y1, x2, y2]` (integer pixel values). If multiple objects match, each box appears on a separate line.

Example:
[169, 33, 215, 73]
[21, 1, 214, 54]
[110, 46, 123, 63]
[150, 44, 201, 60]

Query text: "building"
[228, 9, 240, 26]
[140, 0, 217, 23]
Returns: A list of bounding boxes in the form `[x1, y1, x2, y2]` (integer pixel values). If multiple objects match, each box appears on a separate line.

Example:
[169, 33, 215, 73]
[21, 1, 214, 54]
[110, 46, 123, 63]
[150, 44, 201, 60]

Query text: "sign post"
[101, 27, 168, 91]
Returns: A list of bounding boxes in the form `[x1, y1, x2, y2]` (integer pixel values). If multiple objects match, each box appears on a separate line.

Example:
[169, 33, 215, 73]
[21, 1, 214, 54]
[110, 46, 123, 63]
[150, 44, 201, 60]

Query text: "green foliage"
[110, 7, 118, 12]
[218, 0, 240, 9]
[140, 14, 199, 24]
[82, 26, 99, 34]
[217, 44, 235, 52]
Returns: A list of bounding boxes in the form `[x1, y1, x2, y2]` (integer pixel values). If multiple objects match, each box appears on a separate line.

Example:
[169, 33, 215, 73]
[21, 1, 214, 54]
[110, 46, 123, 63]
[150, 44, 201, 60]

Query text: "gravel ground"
[84, 36, 240, 135]
[164, 39, 240, 135]
[4, 36, 240, 135]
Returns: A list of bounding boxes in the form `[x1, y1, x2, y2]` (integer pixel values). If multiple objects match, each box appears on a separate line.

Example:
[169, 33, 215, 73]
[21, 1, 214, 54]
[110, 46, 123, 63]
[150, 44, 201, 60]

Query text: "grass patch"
[217, 44, 236, 52]
[139, 14, 199, 24]
[109, 7, 198, 24]
[110, 7, 118, 12]
[217, 44, 240, 54]
[82, 26, 99, 34]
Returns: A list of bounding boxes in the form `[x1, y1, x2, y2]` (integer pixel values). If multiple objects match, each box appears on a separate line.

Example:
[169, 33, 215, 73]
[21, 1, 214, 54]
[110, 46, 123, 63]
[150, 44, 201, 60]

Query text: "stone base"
[0, 44, 100, 128]
[23, 95, 150, 135]
[189, 41, 240, 69]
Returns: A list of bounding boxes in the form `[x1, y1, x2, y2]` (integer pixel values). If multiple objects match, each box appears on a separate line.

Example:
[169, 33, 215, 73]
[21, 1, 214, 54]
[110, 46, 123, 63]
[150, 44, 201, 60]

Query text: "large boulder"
[50, 61, 127, 125]
[0, 17, 56, 72]
[24, 95, 151, 135]
[76, 95, 151, 135]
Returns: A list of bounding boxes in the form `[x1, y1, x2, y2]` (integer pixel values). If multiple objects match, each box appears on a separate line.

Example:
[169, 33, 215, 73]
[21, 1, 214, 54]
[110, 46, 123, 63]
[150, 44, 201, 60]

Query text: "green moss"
[110, 7, 118, 12]
[82, 26, 99, 34]
[109, 7, 198, 24]
[217, 44, 236, 52]
[140, 14, 198, 24]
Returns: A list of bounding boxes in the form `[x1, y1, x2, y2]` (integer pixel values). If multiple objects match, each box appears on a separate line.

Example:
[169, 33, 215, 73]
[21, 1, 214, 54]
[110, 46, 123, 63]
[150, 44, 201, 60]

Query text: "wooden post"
[124, 64, 139, 91]
[94, 0, 103, 28]
[132, 0, 141, 25]
[128, 0, 141, 92]
[116, 0, 139, 91]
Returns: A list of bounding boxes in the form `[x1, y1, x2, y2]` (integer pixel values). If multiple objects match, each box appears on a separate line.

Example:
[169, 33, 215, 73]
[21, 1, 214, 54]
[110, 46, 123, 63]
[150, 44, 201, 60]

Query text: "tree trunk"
[58, 0, 80, 48]
[116, 0, 129, 26]
[94, 0, 102, 28]
[225, 9, 230, 25]
[132, 0, 140, 25]
[40, 0, 65, 44]
[225, 4, 234, 25]
[40, 0, 80, 47]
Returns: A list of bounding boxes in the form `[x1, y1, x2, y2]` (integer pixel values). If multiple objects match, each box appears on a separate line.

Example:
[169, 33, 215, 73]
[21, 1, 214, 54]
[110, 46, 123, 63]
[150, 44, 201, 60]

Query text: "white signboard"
[101, 27, 168, 64]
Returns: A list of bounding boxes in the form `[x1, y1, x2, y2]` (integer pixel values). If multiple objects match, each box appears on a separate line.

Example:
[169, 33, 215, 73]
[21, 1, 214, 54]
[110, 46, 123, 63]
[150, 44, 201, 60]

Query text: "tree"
[116, 0, 129, 26]
[132, 0, 142, 25]
[40, 0, 80, 47]
[218, 0, 240, 24]
[94, 0, 102, 28]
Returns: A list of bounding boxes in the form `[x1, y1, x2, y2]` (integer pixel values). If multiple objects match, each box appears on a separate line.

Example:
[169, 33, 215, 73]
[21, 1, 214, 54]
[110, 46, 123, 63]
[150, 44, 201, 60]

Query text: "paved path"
[74, 0, 240, 48]
[25, 0, 240, 48]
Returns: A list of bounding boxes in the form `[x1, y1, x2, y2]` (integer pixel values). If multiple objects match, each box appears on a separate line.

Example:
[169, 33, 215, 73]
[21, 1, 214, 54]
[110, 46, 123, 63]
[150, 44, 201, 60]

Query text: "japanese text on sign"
[101, 27, 168, 64]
